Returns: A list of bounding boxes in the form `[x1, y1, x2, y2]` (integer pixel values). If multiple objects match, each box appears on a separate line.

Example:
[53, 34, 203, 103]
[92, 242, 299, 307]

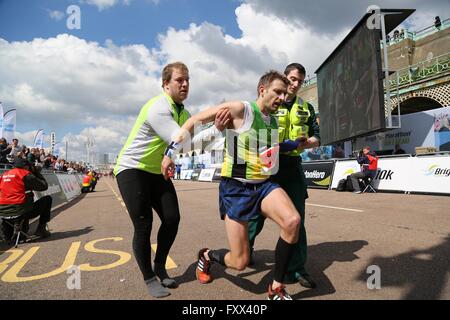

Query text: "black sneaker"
[34, 223, 51, 238]
[297, 274, 317, 289]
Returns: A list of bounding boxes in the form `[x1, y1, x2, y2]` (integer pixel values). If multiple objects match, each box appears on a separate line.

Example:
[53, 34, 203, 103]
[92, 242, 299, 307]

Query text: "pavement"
[1, 178, 449, 300]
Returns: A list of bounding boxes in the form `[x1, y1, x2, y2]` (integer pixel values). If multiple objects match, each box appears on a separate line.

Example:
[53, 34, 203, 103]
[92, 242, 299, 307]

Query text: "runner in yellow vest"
[162, 71, 302, 300]
[249, 63, 321, 289]
[114, 62, 230, 298]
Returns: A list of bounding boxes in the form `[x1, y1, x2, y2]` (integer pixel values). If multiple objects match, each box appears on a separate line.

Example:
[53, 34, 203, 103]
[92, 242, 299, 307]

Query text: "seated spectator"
[0, 156, 52, 238]
[350, 146, 378, 194]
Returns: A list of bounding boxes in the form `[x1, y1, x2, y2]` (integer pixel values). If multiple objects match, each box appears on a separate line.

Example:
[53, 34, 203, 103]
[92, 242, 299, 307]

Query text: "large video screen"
[317, 19, 385, 145]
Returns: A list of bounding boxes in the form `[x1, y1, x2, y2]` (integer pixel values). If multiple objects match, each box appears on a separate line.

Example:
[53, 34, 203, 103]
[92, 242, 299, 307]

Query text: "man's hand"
[297, 137, 319, 150]
[161, 155, 175, 181]
[297, 137, 309, 149]
[214, 108, 232, 131]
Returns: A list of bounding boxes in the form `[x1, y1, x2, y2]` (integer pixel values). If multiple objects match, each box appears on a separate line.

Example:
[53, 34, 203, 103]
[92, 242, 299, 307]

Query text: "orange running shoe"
[267, 284, 293, 300]
[196, 248, 213, 284]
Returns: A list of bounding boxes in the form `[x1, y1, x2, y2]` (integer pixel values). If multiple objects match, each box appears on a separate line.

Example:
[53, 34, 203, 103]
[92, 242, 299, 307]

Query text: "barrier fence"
[175, 153, 450, 195]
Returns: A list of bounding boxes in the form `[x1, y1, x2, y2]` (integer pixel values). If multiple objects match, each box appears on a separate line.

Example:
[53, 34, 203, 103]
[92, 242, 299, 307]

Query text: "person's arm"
[161, 101, 244, 179]
[23, 170, 48, 192]
[191, 108, 231, 145]
[146, 100, 186, 145]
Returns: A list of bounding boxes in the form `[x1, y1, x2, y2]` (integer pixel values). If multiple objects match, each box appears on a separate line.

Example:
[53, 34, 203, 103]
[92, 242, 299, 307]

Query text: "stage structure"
[316, 8, 415, 146]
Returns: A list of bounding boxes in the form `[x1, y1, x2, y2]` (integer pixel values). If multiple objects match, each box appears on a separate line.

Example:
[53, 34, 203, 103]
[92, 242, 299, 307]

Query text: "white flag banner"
[3, 109, 16, 143]
[34, 129, 45, 148]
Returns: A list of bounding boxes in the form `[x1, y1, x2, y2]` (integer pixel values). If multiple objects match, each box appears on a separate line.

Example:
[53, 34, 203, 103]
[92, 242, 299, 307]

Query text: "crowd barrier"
[177, 153, 450, 195]
[34, 172, 84, 209]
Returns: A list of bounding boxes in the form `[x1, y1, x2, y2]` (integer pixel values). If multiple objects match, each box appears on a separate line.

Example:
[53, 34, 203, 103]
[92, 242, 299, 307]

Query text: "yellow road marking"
[1, 242, 81, 282]
[79, 238, 131, 271]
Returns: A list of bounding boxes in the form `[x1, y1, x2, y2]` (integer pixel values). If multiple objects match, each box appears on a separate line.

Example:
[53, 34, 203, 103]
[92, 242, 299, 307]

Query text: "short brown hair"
[257, 70, 289, 96]
[161, 62, 189, 87]
[284, 63, 306, 76]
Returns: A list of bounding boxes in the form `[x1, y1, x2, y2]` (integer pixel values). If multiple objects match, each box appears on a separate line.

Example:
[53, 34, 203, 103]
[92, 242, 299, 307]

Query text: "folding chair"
[1, 216, 32, 248]
[361, 176, 376, 193]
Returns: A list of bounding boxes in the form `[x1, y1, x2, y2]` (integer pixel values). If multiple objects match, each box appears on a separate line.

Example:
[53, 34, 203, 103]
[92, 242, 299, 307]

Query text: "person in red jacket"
[0, 156, 52, 238]
[350, 146, 378, 194]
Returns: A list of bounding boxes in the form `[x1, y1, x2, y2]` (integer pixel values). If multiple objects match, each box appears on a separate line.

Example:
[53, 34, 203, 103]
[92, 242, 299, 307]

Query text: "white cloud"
[83, 0, 132, 11]
[48, 10, 65, 21]
[243, 0, 449, 35]
[2, 2, 446, 164]
[0, 34, 161, 161]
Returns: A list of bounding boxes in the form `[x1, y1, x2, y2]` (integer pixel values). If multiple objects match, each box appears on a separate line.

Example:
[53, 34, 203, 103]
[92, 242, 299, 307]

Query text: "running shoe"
[196, 248, 213, 284]
[267, 284, 293, 300]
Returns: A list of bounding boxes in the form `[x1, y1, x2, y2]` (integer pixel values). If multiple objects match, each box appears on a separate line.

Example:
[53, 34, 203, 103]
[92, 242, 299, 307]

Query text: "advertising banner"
[374, 157, 413, 191]
[302, 161, 335, 189]
[56, 174, 82, 201]
[407, 155, 450, 194]
[34, 173, 67, 209]
[191, 169, 202, 181]
[180, 170, 193, 180]
[198, 168, 216, 182]
[330, 159, 361, 189]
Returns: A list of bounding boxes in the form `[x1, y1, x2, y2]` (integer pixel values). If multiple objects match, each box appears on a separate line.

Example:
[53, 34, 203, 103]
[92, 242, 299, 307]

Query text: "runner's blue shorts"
[219, 177, 280, 221]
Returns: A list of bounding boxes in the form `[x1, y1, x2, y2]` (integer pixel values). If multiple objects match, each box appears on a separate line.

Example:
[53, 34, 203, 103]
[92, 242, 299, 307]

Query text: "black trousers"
[22, 195, 52, 225]
[116, 169, 180, 280]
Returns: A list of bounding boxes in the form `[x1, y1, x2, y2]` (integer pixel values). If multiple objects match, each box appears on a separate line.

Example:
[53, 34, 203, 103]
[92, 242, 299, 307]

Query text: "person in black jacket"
[0, 138, 12, 164]
[350, 146, 378, 194]
[0, 156, 52, 238]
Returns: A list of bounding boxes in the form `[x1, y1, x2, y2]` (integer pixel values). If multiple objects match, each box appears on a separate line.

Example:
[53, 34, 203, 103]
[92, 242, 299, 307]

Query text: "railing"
[381, 18, 449, 48]
[387, 51, 450, 89]
[303, 76, 317, 87]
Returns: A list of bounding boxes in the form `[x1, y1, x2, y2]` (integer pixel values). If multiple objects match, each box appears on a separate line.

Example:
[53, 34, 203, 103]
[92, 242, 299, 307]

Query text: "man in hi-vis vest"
[248, 63, 320, 289]
[114, 62, 230, 298]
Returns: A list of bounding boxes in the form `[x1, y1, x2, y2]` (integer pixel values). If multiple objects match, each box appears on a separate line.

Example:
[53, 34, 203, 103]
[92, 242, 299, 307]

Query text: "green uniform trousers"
[248, 155, 308, 282]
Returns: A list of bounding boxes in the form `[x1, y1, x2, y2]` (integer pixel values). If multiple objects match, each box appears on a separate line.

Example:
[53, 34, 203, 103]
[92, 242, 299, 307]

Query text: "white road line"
[306, 203, 364, 212]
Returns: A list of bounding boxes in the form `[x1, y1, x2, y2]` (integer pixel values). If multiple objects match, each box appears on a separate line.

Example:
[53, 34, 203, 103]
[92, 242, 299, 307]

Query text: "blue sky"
[0, 0, 446, 162]
[0, 0, 242, 47]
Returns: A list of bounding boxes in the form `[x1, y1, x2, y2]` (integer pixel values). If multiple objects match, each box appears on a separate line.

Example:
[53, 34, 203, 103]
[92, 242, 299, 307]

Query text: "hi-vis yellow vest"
[275, 97, 310, 157]
[114, 93, 190, 175]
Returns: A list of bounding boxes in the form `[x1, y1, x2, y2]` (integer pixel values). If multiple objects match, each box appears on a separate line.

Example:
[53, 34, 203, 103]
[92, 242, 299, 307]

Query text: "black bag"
[336, 179, 347, 191]
[345, 175, 354, 192]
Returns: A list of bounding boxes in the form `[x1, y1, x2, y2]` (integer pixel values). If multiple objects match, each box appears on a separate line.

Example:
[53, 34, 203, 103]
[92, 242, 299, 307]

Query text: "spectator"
[8, 139, 21, 162]
[0, 156, 52, 238]
[350, 146, 378, 194]
[27, 147, 36, 164]
[0, 138, 12, 164]
[393, 30, 400, 40]
[435, 16, 442, 29]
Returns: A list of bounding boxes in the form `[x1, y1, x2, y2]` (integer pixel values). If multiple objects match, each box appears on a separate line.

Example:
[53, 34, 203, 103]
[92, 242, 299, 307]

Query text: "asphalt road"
[1, 178, 449, 300]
